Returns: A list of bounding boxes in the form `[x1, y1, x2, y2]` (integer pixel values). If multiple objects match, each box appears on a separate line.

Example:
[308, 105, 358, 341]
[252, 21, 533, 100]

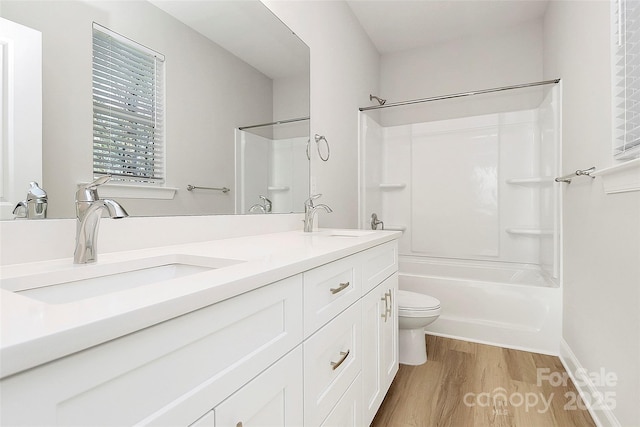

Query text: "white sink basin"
[320, 229, 375, 238]
[1, 254, 244, 304]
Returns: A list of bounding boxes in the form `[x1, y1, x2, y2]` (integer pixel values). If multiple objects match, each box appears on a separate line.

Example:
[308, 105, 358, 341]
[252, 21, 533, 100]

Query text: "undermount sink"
[1, 254, 244, 304]
[319, 229, 375, 238]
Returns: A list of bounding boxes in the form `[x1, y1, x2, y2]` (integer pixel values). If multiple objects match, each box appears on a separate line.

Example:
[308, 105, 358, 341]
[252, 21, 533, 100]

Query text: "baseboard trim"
[558, 339, 621, 427]
[424, 330, 559, 356]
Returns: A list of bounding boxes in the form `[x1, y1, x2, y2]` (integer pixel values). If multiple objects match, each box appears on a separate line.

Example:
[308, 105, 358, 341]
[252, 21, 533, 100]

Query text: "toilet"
[397, 290, 441, 365]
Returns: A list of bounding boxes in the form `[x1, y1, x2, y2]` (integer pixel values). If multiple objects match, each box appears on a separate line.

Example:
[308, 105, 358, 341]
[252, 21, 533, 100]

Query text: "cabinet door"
[361, 274, 398, 426]
[214, 346, 303, 427]
[381, 273, 399, 392]
[303, 301, 362, 426]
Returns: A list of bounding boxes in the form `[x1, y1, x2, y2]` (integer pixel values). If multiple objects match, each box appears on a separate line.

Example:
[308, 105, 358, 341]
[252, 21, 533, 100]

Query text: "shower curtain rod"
[358, 79, 561, 112]
[238, 116, 310, 130]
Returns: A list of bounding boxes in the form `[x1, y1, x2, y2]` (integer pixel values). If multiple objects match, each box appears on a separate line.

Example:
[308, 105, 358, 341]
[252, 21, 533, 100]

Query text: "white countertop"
[0, 229, 399, 378]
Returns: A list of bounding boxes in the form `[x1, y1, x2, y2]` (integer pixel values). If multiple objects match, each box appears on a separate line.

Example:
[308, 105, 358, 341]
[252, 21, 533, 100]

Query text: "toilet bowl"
[397, 290, 441, 365]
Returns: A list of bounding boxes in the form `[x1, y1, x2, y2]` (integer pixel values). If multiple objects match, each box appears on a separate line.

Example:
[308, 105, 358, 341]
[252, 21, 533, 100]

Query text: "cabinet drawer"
[0, 275, 303, 427]
[303, 255, 362, 337]
[214, 346, 303, 427]
[320, 374, 362, 427]
[361, 241, 398, 295]
[303, 301, 361, 427]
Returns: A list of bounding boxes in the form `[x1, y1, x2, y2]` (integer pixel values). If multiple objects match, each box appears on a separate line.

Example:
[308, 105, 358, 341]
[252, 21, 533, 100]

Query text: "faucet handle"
[305, 193, 322, 207]
[76, 175, 111, 202]
[84, 175, 111, 189]
[26, 182, 47, 201]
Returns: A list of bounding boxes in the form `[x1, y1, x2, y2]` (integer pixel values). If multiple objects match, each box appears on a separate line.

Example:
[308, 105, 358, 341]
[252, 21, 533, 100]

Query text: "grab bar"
[186, 185, 230, 193]
[554, 167, 596, 183]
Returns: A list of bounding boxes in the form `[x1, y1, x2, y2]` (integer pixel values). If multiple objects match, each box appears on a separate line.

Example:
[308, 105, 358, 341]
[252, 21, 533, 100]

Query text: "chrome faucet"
[249, 195, 272, 213]
[260, 195, 272, 213]
[371, 213, 384, 230]
[13, 182, 48, 219]
[74, 176, 129, 264]
[304, 194, 332, 232]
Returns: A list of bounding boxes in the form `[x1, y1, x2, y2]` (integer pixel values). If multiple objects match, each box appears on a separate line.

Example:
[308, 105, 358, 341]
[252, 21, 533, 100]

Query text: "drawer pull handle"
[237, 423, 243, 427]
[330, 350, 350, 370]
[330, 281, 350, 294]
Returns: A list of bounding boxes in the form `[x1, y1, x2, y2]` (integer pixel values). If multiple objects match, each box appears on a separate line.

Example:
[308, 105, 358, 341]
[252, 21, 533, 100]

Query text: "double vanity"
[0, 228, 400, 426]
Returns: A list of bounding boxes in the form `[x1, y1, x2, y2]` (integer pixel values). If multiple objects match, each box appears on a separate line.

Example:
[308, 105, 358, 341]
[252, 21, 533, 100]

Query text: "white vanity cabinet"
[303, 240, 399, 427]
[0, 275, 304, 426]
[0, 237, 399, 427]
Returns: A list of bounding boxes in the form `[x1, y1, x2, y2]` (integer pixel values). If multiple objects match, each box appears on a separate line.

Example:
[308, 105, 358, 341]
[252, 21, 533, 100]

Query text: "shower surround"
[359, 86, 562, 353]
[235, 124, 309, 215]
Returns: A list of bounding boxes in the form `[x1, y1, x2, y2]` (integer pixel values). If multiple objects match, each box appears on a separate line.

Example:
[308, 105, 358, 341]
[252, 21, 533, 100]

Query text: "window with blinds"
[92, 23, 165, 183]
[612, 0, 640, 160]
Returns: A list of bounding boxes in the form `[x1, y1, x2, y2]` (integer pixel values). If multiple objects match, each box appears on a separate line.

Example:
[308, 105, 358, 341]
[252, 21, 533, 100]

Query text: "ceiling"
[346, 0, 550, 54]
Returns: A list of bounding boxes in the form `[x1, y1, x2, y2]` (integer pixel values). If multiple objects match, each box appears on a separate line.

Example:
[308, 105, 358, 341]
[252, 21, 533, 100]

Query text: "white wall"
[263, 0, 380, 228]
[2, 1, 274, 218]
[379, 20, 544, 127]
[544, 2, 640, 426]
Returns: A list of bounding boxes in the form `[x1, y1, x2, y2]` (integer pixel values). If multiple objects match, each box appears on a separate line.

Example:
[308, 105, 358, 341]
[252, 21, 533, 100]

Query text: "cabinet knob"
[236, 423, 243, 427]
[329, 281, 350, 294]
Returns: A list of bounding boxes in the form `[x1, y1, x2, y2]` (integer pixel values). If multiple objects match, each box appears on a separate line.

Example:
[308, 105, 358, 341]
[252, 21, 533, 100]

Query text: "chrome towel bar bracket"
[555, 167, 596, 183]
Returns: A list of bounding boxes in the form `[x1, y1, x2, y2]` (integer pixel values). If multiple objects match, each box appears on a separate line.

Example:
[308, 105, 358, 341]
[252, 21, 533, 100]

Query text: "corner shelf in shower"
[379, 183, 406, 190]
[505, 177, 554, 185]
[506, 228, 553, 236]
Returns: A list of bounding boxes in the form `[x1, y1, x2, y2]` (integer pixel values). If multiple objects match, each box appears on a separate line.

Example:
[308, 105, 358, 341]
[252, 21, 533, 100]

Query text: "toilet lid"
[397, 290, 441, 311]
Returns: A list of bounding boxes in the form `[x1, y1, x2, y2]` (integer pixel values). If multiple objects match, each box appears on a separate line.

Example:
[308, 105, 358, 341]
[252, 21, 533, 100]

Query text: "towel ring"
[314, 134, 330, 162]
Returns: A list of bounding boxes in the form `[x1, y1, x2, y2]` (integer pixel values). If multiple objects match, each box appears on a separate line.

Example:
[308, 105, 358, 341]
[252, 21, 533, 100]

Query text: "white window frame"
[611, 0, 640, 160]
[92, 22, 166, 185]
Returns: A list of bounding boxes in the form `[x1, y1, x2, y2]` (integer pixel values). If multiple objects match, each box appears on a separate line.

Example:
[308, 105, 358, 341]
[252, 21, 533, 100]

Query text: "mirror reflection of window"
[0, 1, 309, 218]
[92, 23, 166, 185]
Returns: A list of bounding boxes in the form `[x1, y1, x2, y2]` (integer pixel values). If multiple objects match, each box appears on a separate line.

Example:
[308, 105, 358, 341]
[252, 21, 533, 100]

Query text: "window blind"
[612, 0, 640, 159]
[92, 23, 165, 183]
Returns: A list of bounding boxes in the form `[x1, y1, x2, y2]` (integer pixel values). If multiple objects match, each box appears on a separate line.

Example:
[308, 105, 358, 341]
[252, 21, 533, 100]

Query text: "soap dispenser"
[13, 182, 48, 219]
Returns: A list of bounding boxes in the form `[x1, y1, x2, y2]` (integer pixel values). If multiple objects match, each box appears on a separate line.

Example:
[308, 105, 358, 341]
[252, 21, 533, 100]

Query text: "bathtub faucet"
[371, 213, 384, 230]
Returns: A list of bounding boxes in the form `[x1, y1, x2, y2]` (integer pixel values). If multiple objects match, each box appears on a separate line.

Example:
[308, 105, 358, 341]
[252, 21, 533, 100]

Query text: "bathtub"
[399, 256, 561, 355]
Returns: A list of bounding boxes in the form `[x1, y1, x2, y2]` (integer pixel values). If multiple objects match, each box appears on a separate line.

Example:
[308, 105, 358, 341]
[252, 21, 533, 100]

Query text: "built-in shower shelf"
[506, 228, 553, 236]
[379, 183, 406, 190]
[267, 186, 290, 192]
[506, 177, 554, 185]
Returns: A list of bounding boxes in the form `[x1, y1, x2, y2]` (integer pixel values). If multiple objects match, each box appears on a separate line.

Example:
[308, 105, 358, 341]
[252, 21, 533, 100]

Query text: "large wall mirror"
[0, 0, 310, 219]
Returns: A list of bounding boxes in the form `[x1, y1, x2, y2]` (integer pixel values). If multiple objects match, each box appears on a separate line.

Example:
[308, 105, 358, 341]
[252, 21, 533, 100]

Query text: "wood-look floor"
[372, 335, 596, 427]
